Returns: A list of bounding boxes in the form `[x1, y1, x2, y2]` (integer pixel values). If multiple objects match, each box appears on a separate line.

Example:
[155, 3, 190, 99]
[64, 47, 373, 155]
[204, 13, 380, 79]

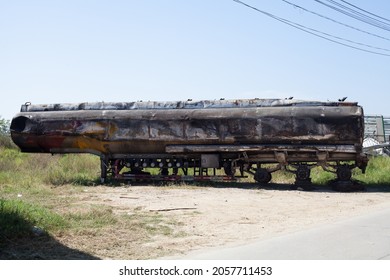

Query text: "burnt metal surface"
[11, 99, 364, 157]
[10, 97, 369, 186]
[10, 98, 369, 184]
[20, 99, 355, 112]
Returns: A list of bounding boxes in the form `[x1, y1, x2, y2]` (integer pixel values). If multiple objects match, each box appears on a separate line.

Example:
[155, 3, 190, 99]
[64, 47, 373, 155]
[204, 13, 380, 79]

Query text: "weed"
[65, 205, 118, 230]
[355, 156, 390, 184]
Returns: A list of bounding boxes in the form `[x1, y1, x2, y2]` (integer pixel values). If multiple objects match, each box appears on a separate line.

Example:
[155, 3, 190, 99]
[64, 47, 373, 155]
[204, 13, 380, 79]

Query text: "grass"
[1, 138, 390, 258]
[0, 144, 181, 259]
[0, 148, 100, 187]
[2, 141, 389, 188]
[65, 205, 118, 231]
[256, 157, 390, 185]
[0, 199, 67, 239]
[354, 156, 390, 184]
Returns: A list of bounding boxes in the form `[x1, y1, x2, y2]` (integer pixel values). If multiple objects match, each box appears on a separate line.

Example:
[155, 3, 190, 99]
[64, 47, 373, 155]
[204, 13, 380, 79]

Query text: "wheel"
[254, 168, 272, 183]
[336, 165, 352, 181]
[296, 165, 311, 181]
[223, 161, 234, 176]
[223, 165, 233, 176]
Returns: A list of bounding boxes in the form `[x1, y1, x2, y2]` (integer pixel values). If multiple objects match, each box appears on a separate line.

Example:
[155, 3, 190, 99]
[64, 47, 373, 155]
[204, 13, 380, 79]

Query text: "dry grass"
[0, 183, 181, 259]
[1, 144, 390, 259]
[0, 147, 182, 259]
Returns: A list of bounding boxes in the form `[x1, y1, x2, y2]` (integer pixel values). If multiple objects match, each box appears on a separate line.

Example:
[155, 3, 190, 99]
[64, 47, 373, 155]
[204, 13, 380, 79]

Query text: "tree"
[0, 117, 13, 148]
[0, 117, 10, 135]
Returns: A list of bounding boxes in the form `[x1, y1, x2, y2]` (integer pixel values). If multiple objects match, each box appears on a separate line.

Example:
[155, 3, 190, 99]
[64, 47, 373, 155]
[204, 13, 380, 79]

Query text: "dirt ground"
[61, 183, 390, 259]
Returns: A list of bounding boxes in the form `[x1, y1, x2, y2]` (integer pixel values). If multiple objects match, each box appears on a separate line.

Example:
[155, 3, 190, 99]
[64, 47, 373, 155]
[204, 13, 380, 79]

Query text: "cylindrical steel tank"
[11, 99, 364, 156]
[10, 98, 368, 186]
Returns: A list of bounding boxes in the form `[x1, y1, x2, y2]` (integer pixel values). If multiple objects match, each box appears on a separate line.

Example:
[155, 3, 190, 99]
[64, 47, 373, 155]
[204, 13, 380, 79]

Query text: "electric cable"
[340, 0, 390, 23]
[281, 0, 390, 42]
[315, 0, 390, 32]
[232, 0, 390, 56]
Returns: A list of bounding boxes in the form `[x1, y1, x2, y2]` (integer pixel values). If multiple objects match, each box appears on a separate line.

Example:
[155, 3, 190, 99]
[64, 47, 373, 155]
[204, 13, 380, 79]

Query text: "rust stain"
[10, 98, 365, 158]
[72, 136, 106, 153]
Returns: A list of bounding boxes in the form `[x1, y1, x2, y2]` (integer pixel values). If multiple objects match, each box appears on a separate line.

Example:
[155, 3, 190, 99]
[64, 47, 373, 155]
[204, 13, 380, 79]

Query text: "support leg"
[100, 157, 108, 184]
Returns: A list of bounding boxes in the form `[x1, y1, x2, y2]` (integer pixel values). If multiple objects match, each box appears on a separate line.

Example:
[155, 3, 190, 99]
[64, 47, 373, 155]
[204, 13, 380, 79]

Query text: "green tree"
[0, 117, 10, 135]
[0, 117, 14, 148]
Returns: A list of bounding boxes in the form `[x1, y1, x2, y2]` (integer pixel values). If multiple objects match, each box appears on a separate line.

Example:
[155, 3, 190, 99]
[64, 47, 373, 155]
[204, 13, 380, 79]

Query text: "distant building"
[364, 115, 390, 143]
[364, 115, 390, 155]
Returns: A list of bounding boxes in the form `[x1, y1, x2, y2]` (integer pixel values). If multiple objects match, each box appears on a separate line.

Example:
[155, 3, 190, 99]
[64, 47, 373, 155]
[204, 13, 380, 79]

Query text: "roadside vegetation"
[1, 116, 390, 259]
[0, 118, 177, 259]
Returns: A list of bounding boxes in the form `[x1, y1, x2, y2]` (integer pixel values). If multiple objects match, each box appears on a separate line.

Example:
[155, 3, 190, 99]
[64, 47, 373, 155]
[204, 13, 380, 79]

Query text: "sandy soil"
[74, 183, 390, 259]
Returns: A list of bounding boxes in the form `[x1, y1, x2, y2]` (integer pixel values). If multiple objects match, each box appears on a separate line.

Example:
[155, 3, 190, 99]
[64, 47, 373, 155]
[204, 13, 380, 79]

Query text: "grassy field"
[0, 142, 180, 259]
[1, 137, 390, 259]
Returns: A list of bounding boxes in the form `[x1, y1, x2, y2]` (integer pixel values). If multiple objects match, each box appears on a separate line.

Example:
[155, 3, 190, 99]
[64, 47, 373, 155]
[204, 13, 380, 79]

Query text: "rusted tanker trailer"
[10, 98, 368, 187]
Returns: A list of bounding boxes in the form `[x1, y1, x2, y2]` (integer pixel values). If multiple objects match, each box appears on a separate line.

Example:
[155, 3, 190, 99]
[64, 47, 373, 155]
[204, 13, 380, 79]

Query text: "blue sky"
[1, 0, 389, 120]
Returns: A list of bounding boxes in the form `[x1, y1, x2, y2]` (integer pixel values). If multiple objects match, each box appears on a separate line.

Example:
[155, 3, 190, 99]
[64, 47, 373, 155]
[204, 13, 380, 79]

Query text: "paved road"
[182, 207, 390, 260]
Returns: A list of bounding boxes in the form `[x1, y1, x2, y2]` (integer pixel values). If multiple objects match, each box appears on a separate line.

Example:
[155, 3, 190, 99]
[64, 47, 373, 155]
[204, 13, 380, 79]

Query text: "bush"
[0, 117, 9, 134]
[0, 117, 15, 149]
[355, 156, 390, 185]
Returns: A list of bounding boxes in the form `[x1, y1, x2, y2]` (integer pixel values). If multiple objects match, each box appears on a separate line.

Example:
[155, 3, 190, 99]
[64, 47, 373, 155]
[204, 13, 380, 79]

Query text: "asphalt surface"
[182, 206, 390, 260]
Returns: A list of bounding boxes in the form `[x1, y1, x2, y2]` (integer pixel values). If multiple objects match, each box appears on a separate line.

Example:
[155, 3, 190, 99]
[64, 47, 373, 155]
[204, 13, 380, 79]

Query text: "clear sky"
[1, 0, 389, 121]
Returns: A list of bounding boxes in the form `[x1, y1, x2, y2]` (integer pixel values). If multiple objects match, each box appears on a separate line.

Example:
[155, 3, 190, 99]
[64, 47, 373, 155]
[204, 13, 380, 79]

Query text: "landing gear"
[254, 168, 272, 184]
[336, 165, 352, 181]
[332, 164, 363, 192]
[295, 165, 311, 181]
[223, 163, 234, 176]
[100, 157, 108, 184]
[98, 153, 365, 192]
[293, 165, 313, 190]
[160, 168, 169, 176]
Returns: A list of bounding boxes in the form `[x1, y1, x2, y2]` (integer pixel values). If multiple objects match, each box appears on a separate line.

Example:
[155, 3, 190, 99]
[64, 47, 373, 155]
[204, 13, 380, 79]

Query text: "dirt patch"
[56, 183, 390, 259]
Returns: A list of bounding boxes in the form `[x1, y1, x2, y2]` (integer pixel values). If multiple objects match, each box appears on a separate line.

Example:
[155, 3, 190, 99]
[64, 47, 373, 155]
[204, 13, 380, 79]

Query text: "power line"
[287, 18, 390, 53]
[281, 0, 390, 42]
[324, 0, 390, 27]
[315, 0, 390, 32]
[339, 0, 390, 23]
[232, 0, 390, 56]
